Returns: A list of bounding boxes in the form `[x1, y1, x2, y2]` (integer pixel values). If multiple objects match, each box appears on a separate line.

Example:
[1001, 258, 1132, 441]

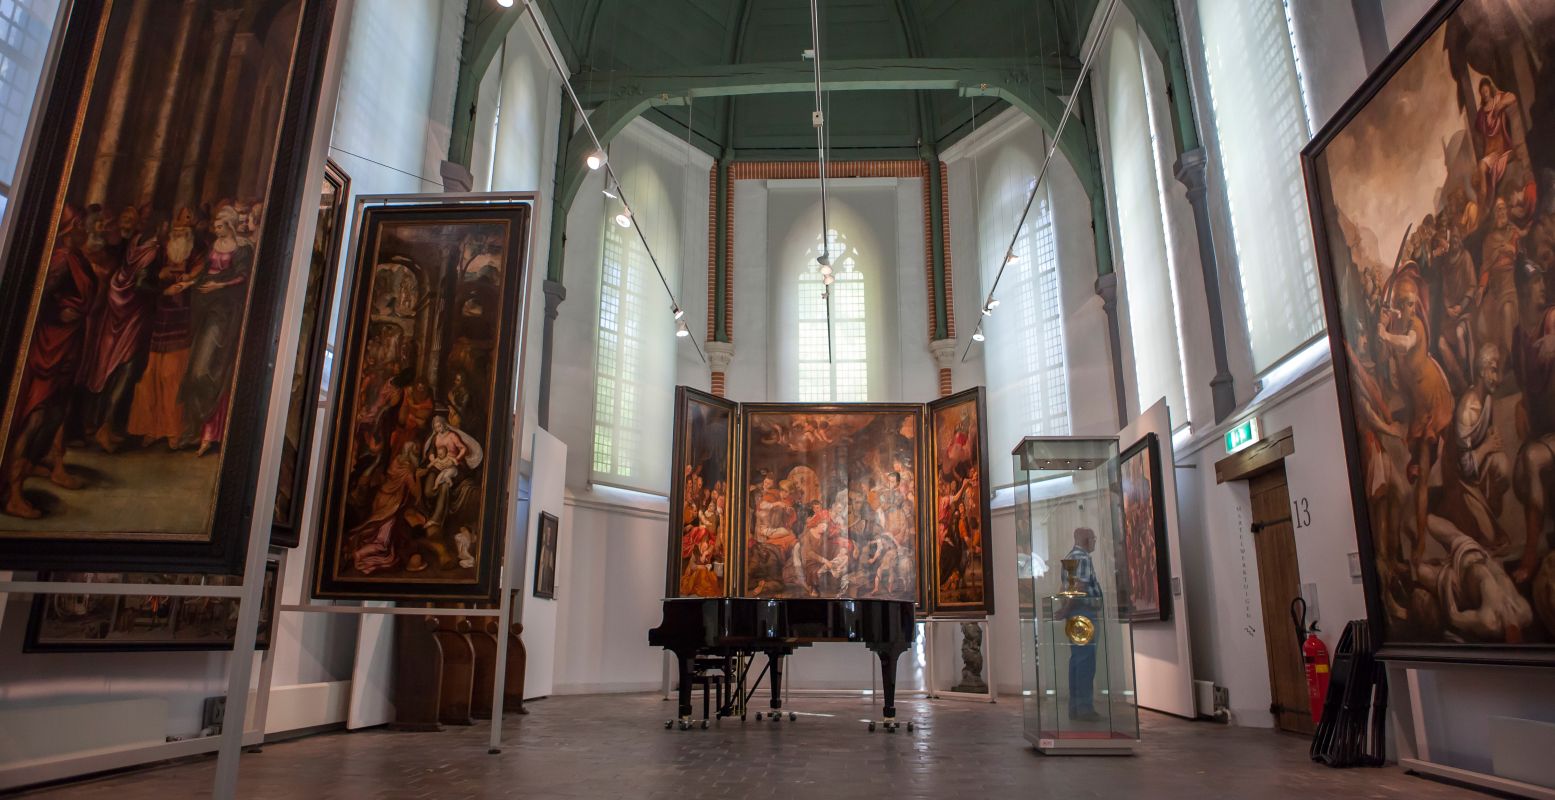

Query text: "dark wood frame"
[1301, 0, 1554, 666]
[271, 158, 350, 548]
[663, 386, 739, 598]
[533, 510, 558, 600]
[734, 401, 929, 611]
[23, 554, 281, 653]
[926, 387, 995, 618]
[311, 201, 532, 603]
[1117, 433, 1170, 623]
[0, 0, 337, 574]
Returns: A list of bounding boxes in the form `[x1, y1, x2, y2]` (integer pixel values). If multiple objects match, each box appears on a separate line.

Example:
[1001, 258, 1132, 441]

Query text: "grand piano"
[649, 596, 916, 732]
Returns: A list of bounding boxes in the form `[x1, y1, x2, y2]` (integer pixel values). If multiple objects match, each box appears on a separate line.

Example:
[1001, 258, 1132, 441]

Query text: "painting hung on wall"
[534, 510, 558, 600]
[0, 0, 335, 573]
[25, 555, 281, 653]
[928, 388, 994, 617]
[740, 404, 924, 605]
[312, 202, 531, 602]
[1305, 0, 1555, 663]
[1118, 434, 1169, 622]
[665, 387, 737, 598]
[272, 160, 350, 548]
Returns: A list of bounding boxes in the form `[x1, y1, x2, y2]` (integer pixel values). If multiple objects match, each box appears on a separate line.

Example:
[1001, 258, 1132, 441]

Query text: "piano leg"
[768, 652, 783, 719]
[871, 643, 911, 733]
[666, 650, 694, 730]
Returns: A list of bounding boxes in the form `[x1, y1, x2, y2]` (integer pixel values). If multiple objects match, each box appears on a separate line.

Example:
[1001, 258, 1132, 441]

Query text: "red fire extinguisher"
[1292, 597, 1330, 723]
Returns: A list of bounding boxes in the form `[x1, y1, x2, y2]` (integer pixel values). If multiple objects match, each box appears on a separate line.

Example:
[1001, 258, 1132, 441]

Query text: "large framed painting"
[272, 159, 350, 548]
[1118, 433, 1169, 622]
[738, 403, 925, 606]
[312, 201, 531, 602]
[1304, 0, 1555, 664]
[665, 386, 738, 598]
[0, 0, 336, 573]
[533, 510, 558, 600]
[24, 554, 281, 653]
[927, 387, 994, 617]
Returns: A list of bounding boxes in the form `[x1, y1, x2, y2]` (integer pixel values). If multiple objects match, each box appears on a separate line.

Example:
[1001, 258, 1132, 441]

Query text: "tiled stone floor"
[17, 693, 1482, 799]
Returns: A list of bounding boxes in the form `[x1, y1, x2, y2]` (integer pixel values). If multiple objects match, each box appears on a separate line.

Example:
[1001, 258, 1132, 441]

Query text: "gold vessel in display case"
[1012, 437, 1138, 755]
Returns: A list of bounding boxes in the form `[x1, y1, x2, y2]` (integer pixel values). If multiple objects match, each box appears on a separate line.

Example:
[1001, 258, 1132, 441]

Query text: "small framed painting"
[533, 511, 558, 600]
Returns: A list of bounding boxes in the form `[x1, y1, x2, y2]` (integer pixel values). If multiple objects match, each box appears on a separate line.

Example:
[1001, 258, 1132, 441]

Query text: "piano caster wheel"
[907, 721, 915, 733]
[740, 713, 748, 722]
[868, 722, 876, 733]
[678, 720, 692, 731]
[700, 720, 709, 730]
[789, 712, 797, 721]
[664, 720, 673, 730]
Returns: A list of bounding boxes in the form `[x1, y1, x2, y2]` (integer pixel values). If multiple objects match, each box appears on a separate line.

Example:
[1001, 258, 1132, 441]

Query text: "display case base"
[1025, 731, 1136, 755]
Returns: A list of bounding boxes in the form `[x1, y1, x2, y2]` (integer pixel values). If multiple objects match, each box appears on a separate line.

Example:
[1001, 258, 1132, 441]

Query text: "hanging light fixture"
[1005, 252, 1019, 265]
[673, 305, 685, 320]
[675, 319, 690, 338]
[822, 274, 835, 286]
[602, 183, 618, 199]
[586, 149, 607, 170]
[496, 0, 514, 7]
[988, 299, 1001, 309]
[972, 324, 986, 343]
[614, 207, 632, 228]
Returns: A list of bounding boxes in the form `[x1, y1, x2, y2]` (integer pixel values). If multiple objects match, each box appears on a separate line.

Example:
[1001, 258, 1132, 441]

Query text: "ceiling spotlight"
[675, 319, 690, 338]
[673, 305, 685, 320]
[1005, 253, 1019, 265]
[972, 326, 986, 343]
[822, 274, 835, 286]
[614, 208, 632, 228]
[819, 264, 833, 277]
[981, 305, 993, 317]
[602, 186, 618, 199]
[496, 0, 514, 6]
[586, 150, 607, 170]
[988, 299, 1001, 309]
[818, 254, 831, 267]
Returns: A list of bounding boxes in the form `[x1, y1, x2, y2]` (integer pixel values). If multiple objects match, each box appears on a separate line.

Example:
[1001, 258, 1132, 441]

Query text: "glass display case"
[1012, 437, 1138, 754]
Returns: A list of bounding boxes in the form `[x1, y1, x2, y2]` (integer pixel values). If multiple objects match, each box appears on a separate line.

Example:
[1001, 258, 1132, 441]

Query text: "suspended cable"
[807, 0, 835, 365]
[962, 0, 1121, 363]
[517, 0, 706, 363]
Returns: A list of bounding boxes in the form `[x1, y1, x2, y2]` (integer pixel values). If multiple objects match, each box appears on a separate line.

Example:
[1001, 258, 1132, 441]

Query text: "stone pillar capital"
[542, 279, 567, 319]
[1172, 146, 1209, 195]
[929, 338, 957, 370]
[705, 341, 735, 373]
[1094, 272, 1119, 309]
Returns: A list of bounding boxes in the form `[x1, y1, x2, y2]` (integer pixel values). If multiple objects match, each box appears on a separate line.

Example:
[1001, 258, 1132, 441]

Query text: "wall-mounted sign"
[1224, 417, 1261, 455]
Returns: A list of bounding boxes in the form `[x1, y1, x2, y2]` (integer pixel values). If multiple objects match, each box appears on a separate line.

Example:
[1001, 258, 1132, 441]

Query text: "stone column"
[536, 280, 567, 430]
[1095, 273, 1128, 429]
[83, 0, 152, 207]
[202, 33, 257, 205]
[1172, 147, 1236, 422]
[135, 0, 202, 207]
[706, 341, 734, 398]
[174, 9, 242, 211]
[929, 338, 956, 397]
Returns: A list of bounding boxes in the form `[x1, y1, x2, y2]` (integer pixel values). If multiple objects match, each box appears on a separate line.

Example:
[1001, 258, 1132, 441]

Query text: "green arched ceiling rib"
[1122, 0, 1200, 153]
[449, 4, 523, 169]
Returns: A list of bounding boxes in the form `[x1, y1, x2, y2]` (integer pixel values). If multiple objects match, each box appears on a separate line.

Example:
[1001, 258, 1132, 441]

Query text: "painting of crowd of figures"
[0, 0, 334, 573]
[1305, 0, 1555, 663]
[666, 388, 994, 616]
[312, 202, 531, 602]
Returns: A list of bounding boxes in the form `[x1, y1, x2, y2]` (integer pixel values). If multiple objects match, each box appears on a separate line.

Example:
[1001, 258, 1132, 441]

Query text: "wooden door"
[1248, 467, 1312, 735]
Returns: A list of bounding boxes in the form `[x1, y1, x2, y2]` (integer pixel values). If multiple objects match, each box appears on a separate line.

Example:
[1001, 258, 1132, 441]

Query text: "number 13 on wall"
[1291, 497, 1311, 529]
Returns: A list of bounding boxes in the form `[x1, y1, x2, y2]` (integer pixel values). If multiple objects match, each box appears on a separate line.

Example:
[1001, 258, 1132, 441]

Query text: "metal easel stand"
[925, 618, 997, 703]
[1390, 662, 1555, 800]
[0, 571, 281, 793]
[276, 190, 540, 764]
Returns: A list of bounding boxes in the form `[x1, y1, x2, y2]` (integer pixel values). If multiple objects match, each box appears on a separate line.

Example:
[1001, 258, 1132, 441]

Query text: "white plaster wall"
[518, 431, 567, 699]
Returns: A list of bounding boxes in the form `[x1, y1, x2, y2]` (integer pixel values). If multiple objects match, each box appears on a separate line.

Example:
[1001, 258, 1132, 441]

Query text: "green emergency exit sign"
[1224, 418, 1260, 454]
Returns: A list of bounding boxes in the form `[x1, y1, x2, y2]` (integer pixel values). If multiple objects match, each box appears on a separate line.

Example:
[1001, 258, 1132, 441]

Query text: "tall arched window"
[797, 229, 867, 402]
[0, 0, 58, 223]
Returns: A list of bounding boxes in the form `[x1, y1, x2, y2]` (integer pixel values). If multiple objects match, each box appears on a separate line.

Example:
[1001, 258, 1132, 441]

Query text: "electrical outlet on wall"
[1348, 552, 1363, 581]
[202, 696, 226, 732]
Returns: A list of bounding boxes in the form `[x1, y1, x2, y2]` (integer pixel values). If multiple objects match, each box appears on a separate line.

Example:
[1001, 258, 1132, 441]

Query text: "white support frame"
[925, 618, 997, 703]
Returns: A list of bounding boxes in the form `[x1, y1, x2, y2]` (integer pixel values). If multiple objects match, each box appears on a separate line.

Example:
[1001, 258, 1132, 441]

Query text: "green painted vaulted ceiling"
[532, 0, 1102, 160]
